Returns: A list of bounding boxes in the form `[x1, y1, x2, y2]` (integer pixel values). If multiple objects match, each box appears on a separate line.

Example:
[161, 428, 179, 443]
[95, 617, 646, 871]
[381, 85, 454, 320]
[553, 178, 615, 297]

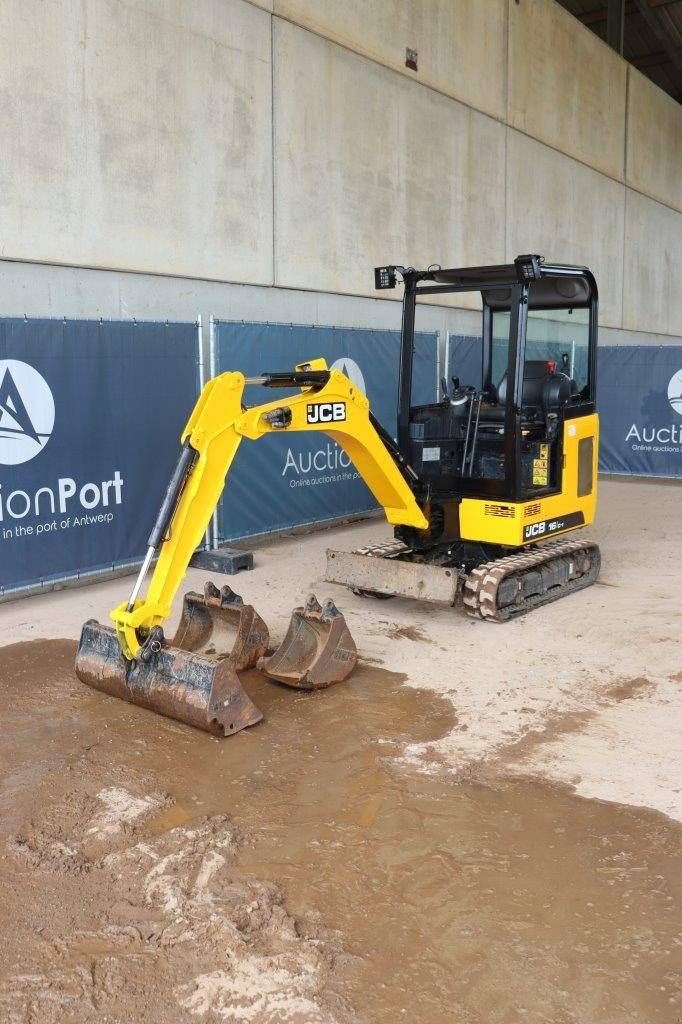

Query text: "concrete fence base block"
[190, 547, 254, 575]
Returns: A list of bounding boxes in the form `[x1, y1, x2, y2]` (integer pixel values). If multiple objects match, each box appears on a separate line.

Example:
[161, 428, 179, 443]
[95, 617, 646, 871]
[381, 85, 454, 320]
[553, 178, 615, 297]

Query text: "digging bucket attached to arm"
[258, 595, 357, 690]
[75, 583, 269, 736]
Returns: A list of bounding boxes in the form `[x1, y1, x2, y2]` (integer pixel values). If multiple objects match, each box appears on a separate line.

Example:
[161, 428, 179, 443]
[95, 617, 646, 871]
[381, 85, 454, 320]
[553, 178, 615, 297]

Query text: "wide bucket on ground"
[75, 583, 269, 736]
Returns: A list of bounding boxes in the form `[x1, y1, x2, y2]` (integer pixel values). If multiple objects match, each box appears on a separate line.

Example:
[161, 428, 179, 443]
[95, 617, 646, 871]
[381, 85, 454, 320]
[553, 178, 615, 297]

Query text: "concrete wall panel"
[623, 192, 682, 337]
[274, 21, 506, 306]
[507, 131, 625, 328]
[274, 0, 507, 121]
[508, 0, 626, 182]
[0, 0, 273, 284]
[626, 69, 682, 214]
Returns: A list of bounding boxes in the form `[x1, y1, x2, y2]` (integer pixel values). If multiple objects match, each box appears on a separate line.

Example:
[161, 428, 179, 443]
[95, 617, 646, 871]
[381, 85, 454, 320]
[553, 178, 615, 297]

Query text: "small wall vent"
[405, 48, 418, 71]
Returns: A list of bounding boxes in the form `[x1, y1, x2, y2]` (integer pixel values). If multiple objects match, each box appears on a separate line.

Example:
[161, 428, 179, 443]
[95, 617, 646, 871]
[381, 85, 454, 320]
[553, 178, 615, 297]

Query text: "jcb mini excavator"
[76, 254, 601, 734]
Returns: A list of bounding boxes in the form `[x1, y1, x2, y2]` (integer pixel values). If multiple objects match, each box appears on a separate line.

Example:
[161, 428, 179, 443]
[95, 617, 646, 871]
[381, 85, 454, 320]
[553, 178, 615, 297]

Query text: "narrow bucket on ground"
[258, 595, 357, 690]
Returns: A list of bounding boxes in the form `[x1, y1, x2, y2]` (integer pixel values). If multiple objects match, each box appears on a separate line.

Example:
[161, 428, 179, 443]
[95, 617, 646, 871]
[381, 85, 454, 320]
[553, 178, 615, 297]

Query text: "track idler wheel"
[258, 595, 357, 690]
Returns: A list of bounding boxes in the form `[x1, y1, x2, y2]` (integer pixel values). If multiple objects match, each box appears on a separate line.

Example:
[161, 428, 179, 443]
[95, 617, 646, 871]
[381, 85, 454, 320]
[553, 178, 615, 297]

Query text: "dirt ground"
[0, 476, 680, 1022]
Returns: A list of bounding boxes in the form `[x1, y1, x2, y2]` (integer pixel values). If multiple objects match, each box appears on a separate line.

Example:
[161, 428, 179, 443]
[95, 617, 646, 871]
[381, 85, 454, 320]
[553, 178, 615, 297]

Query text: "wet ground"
[0, 639, 680, 1023]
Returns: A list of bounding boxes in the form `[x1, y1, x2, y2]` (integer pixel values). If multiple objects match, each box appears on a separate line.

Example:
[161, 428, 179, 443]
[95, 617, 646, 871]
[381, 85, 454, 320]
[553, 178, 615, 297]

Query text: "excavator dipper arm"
[111, 361, 427, 659]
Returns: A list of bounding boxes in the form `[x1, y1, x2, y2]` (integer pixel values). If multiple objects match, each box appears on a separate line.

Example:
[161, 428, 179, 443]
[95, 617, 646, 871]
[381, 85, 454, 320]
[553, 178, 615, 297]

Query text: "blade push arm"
[111, 362, 427, 659]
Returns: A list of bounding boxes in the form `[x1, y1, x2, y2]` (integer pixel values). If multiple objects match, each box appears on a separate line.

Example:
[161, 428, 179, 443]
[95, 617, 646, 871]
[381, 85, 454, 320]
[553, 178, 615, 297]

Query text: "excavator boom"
[75, 359, 425, 732]
[112, 359, 426, 660]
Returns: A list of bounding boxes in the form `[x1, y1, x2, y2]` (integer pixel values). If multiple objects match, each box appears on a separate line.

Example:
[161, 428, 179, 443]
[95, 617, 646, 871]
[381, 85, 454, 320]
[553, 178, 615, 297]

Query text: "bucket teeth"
[258, 594, 357, 690]
[173, 584, 269, 668]
[75, 585, 357, 730]
[74, 584, 269, 736]
[75, 619, 263, 736]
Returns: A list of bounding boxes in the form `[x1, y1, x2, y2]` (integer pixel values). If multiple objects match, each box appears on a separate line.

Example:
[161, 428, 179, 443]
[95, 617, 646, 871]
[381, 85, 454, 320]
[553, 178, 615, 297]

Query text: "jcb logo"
[306, 402, 346, 424]
[523, 513, 581, 541]
[524, 521, 546, 540]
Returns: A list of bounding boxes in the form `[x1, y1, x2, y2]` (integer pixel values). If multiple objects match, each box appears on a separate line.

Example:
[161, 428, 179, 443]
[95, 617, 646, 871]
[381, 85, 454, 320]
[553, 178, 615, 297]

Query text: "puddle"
[0, 639, 680, 1023]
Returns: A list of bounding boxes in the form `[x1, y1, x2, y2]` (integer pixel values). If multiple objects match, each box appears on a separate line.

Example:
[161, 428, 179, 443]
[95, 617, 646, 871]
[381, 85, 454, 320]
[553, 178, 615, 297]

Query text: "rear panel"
[458, 413, 599, 546]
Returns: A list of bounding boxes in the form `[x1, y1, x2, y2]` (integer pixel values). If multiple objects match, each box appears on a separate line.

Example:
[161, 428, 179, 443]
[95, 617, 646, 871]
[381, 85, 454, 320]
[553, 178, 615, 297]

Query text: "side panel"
[459, 414, 599, 546]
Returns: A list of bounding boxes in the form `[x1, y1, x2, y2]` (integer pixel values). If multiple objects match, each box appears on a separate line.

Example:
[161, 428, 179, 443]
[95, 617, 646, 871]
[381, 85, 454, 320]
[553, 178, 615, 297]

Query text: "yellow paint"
[111, 361, 428, 658]
[459, 413, 599, 546]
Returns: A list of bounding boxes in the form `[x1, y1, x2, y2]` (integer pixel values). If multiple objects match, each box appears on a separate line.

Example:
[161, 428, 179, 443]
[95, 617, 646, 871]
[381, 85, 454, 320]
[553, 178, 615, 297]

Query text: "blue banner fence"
[0, 318, 201, 597]
[1, 315, 678, 597]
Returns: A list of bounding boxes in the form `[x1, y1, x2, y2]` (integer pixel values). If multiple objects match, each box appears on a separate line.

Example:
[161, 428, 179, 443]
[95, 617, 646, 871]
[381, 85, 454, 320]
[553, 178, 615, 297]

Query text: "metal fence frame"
[1, 315, 447, 598]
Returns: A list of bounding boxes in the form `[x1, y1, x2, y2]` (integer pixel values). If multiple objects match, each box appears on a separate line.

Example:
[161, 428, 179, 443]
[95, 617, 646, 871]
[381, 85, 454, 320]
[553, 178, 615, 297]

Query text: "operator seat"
[485, 360, 577, 421]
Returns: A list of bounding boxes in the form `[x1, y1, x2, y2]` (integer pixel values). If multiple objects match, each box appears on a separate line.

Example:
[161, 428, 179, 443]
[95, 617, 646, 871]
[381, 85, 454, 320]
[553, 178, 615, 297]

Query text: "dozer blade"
[75, 583, 269, 736]
[258, 595, 357, 690]
[325, 546, 460, 604]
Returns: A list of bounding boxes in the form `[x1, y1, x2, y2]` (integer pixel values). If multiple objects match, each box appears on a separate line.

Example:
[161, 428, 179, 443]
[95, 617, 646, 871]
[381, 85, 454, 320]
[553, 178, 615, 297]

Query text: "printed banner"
[0, 319, 199, 594]
[214, 322, 438, 540]
[599, 346, 682, 477]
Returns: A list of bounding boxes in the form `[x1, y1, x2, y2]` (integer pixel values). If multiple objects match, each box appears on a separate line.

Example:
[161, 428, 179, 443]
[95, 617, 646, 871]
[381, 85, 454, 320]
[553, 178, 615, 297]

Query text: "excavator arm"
[111, 359, 427, 659]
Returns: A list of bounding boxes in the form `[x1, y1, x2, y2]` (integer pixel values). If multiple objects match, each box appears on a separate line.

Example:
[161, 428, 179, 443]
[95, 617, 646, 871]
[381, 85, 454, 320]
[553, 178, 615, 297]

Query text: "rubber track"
[353, 540, 409, 558]
[462, 538, 601, 622]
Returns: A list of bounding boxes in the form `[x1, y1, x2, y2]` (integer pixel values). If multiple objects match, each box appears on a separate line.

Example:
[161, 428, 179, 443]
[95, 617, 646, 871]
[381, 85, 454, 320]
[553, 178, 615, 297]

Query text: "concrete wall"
[274, 0, 508, 120]
[3, 256, 672, 348]
[508, 0, 627, 182]
[0, 0, 679, 343]
[507, 133, 625, 327]
[626, 68, 682, 214]
[273, 20, 506, 307]
[0, 0, 273, 284]
[623, 192, 682, 337]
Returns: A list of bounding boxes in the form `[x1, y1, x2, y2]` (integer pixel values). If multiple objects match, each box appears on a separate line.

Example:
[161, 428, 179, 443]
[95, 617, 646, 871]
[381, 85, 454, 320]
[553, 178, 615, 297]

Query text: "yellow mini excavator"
[76, 255, 601, 734]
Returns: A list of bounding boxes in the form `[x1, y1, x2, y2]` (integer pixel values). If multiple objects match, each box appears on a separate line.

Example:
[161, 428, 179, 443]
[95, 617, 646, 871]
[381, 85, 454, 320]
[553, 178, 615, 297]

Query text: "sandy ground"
[0, 476, 680, 1023]
[2, 477, 680, 820]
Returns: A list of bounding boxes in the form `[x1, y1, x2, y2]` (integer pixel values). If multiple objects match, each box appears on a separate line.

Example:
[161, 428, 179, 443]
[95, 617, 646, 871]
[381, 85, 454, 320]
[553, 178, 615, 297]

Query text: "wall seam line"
[504, 1, 510, 260]
[270, 11, 276, 288]
[1, 258, 680, 343]
[621, 67, 630, 332]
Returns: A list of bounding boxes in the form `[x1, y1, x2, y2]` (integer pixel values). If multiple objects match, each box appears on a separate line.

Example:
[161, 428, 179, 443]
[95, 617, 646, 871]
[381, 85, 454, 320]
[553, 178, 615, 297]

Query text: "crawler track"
[353, 540, 410, 559]
[462, 538, 600, 622]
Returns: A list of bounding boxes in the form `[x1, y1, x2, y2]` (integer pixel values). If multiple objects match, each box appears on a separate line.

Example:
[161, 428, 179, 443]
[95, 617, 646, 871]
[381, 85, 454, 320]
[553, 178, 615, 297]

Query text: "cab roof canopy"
[419, 258, 596, 310]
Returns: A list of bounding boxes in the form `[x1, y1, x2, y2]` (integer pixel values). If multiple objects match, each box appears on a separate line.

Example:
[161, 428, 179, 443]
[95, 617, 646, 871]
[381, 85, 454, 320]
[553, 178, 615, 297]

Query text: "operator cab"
[376, 255, 598, 504]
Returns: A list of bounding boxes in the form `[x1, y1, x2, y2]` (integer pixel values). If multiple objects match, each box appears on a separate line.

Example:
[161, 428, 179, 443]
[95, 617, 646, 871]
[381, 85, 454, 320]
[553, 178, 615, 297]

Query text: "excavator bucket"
[75, 583, 269, 736]
[258, 595, 357, 690]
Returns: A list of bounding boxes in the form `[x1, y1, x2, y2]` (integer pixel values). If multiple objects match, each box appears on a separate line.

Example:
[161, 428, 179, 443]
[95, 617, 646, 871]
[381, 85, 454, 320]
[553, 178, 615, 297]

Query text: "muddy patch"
[0, 641, 680, 1023]
[605, 676, 654, 702]
[3, 789, 348, 1024]
[385, 623, 433, 643]
[469, 675, 664, 771]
